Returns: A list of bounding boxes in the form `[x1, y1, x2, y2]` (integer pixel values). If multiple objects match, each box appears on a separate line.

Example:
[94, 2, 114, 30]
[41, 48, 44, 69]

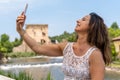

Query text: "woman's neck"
[76, 33, 88, 45]
[74, 33, 91, 54]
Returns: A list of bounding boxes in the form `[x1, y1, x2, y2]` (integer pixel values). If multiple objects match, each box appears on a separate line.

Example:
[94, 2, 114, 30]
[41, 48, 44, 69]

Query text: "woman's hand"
[16, 12, 26, 35]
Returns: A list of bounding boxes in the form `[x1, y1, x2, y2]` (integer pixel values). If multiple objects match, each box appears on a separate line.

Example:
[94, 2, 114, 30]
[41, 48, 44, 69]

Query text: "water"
[0, 56, 120, 80]
[105, 70, 120, 80]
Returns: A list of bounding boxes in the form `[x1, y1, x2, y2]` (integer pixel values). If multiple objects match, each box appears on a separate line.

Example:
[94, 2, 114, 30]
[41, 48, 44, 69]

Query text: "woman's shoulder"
[57, 42, 73, 51]
[89, 48, 104, 63]
[90, 48, 102, 57]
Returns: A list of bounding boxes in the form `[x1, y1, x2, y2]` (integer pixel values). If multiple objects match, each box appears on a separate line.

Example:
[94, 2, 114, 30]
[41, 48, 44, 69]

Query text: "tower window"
[41, 39, 46, 44]
[42, 32, 46, 36]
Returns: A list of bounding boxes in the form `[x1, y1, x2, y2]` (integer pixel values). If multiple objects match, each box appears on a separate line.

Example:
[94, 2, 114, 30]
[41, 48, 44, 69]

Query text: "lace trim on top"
[62, 42, 97, 80]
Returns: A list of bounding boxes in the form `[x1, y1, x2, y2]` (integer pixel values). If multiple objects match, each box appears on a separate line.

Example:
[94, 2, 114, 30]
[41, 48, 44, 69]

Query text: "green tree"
[0, 47, 7, 53]
[3, 41, 13, 52]
[111, 43, 118, 61]
[12, 38, 22, 47]
[110, 22, 119, 30]
[1, 34, 9, 43]
[0, 34, 13, 53]
[50, 31, 77, 42]
[108, 28, 120, 39]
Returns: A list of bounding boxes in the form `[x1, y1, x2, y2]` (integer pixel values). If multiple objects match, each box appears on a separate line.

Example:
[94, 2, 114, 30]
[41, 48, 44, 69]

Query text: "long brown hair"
[88, 12, 111, 65]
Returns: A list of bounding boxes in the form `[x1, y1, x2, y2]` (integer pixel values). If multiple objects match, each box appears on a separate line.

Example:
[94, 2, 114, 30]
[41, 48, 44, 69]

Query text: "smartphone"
[23, 3, 28, 15]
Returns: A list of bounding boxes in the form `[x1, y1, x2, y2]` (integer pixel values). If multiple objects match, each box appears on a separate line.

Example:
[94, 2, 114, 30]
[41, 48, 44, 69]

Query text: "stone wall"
[13, 24, 51, 52]
[112, 36, 120, 58]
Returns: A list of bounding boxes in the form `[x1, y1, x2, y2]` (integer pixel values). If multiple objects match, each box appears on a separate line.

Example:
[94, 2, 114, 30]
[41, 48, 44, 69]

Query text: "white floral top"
[62, 43, 97, 80]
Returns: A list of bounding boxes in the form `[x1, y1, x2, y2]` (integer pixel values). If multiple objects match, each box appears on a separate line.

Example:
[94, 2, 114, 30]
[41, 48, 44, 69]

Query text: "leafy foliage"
[110, 22, 119, 30]
[12, 38, 22, 47]
[0, 34, 9, 42]
[111, 43, 118, 61]
[50, 31, 77, 42]
[0, 70, 33, 80]
[0, 33, 22, 53]
[108, 28, 120, 39]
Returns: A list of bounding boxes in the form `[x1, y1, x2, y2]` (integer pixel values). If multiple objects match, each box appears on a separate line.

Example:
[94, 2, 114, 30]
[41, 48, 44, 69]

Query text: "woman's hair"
[88, 12, 111, 65]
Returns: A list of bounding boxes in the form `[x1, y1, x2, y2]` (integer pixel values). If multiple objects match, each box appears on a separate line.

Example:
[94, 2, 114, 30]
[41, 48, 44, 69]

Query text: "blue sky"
[0, 0, 120, 41]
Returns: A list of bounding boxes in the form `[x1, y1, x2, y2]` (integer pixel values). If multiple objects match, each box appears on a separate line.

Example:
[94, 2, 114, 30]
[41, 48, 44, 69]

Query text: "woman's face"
[75, 15, 91, 33]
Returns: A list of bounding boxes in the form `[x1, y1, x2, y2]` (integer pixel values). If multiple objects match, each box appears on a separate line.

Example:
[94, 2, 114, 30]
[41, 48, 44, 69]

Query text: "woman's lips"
[76, 24, 80, 27]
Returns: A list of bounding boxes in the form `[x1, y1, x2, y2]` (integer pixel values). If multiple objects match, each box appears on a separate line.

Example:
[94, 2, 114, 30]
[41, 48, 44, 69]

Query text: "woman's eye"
[82, 18, 85, 21]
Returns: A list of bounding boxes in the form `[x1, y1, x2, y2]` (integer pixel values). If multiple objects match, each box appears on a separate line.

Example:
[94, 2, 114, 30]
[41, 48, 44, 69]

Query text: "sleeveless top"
[62, 42, 97, 80]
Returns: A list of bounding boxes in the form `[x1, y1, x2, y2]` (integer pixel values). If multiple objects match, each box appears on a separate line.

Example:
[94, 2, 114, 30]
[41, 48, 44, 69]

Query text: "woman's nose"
[77, 19, 80, 23]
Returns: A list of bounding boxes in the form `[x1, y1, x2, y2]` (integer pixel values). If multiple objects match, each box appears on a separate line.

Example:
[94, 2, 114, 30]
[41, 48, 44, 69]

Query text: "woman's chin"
[75, 27, 79, 32]
[75, 29, 79, 33]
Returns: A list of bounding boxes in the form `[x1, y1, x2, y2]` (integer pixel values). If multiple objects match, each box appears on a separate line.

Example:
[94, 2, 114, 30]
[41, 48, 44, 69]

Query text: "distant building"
[13, 24, 51, 52]
[112, 36, 120, 58]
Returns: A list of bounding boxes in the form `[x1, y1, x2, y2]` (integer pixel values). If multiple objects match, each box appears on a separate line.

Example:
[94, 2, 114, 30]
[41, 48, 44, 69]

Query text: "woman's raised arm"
[16, 12, 66, 56]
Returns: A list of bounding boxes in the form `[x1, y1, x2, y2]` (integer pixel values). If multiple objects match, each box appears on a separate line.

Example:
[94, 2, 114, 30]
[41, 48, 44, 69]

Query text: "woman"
[16, 12, 111, 80]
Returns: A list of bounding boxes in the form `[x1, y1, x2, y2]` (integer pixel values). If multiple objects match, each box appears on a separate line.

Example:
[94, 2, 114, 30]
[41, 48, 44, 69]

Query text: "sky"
[0, 0, 120, 41]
